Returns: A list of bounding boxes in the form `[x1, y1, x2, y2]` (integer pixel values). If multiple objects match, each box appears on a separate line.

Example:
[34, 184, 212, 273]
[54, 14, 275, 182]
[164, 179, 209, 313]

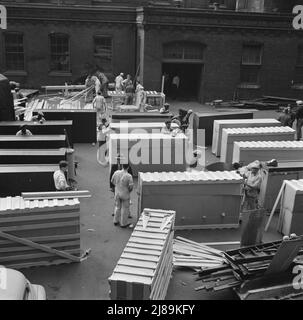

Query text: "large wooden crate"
[108, 209, 175, 300]
[0, 195, 81, 269]
[138, 171, 243, 229]
[0, 164, 57, 197]
[0, 121, 73, 145]
[0, 135, 66, 149]
[190, 111, 254, 147]
[232, 141, 303, 165]
[212, 118, 281, 156]
[109, 133, 188, 176]
[278, 180, 303, 235]
[259, 162, 303, 212]
[220, 126, 295, 164]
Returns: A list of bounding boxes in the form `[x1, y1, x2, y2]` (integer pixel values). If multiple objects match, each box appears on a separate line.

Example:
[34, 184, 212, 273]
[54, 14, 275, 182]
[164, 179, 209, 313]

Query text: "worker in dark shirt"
[277, 106, 295, 128]
[295, 100, 303, 140]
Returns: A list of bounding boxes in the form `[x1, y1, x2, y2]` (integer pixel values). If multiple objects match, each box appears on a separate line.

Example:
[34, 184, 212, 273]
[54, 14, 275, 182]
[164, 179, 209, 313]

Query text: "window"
[49, 33, 70, 72]
[94, 36, 113, 73]
[163, 42, 204, 61]
[4, 32, 25, 71]
[240, 44, 263, 84]
[294, 45, 303, 85]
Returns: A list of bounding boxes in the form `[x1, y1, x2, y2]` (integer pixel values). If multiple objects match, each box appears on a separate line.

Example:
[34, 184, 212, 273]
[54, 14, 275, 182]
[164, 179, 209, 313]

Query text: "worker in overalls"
[241, 162, 262, 211]
[111, 163, 134, 228]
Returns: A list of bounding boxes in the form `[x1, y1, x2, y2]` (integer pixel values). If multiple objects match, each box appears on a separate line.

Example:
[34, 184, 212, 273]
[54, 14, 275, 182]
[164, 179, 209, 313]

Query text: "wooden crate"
[109, 133, 188, 176]
[0, 195, 81, 269]
[278, 180, 303, 235]
[0, 135, 66, 149]
[232, 141, 303, 165]
[190, 111, 254, 147]
[259, 162, 303, 212]
[220, 126, 295, 164]
[212, 119, 281, 156]
[138, 171, 243, 229]
[108, 209, 175, 300]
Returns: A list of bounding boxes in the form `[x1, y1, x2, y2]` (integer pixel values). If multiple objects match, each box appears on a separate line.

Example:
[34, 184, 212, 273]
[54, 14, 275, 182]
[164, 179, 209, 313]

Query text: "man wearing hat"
[295, 100, 303, 140]
[242, 161, 262, 211]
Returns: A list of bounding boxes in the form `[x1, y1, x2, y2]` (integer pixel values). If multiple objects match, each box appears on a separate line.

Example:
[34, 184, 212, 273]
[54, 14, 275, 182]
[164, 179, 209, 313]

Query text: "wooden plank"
[5, 258, 75, 270]
[130, 237, 165, 246]
[134, 226, 169, 234]
[0, 221, 79, 232]
[115, 265, 155, 277]
[0, 231, 81, 262]
[22, 190, 91, 200]
[118, 258, 157, 270]
[121, 252, 159, 263]
[132, 231, 167, 240]
[124, 247, 162, 257]
[127, 242, 163, 251]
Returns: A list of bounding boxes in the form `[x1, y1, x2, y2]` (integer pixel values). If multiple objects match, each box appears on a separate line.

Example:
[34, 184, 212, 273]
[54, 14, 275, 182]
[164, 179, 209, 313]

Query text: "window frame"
[3, 31, 25, 72]
[163, 41, 205, 63]
[49, 32, 71, 74]
[93, 35, 113, 74]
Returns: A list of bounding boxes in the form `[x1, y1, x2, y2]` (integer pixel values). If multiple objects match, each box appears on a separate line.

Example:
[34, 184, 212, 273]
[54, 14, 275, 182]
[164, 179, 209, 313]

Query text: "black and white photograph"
[1, 0, 303, 308]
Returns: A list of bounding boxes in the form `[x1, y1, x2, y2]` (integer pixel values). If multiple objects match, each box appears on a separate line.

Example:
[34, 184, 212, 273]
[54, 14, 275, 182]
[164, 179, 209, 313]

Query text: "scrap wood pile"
[173, 237, 227, 270]
[194, 236, 303, 295]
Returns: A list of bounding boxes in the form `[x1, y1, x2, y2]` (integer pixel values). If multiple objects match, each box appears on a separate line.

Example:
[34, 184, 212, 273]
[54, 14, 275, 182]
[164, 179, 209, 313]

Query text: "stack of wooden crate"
[108, 208, 175, 300]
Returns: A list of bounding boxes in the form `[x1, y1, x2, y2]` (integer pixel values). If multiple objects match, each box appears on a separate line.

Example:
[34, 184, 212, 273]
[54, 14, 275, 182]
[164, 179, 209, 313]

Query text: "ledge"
[237, 83, 261, 89]
[3, 71, 28, 77]
[48, 72, 73, 77]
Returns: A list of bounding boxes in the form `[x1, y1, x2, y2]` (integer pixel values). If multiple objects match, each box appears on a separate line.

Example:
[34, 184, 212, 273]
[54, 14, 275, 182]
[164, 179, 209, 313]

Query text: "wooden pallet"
[108, 208, 175, 300]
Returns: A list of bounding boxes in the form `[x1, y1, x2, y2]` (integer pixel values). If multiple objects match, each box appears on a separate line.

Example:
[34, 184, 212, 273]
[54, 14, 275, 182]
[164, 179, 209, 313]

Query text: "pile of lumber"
[194, 236, 303, 298]
[173, 237, 226, 270]
[108, 209, 175, 300]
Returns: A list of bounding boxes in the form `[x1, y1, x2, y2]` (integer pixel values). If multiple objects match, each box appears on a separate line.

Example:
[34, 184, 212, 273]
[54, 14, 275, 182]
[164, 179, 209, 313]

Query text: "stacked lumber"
[173, 237, 226, 270]
[195, 237, 303, 297]
[0, 195, 84, 269]
[108, 209, 175, 300]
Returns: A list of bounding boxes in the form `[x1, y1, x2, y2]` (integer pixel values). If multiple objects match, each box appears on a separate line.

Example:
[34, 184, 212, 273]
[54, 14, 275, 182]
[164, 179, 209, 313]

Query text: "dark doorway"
[162, 63, 203, 100]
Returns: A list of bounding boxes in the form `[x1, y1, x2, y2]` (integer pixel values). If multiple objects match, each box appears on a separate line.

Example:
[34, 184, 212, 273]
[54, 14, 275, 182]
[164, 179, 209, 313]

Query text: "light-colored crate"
[109, 209, 175, 300]
[138, 171, 243, 229]
[232, 141, 303, 165]
[212, 119, 281, 156]
[220, 126, 295, 164]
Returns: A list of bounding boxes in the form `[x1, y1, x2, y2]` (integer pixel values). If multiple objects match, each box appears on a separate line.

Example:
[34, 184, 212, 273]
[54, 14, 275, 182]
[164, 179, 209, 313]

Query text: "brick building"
[0, 0, 302, 102]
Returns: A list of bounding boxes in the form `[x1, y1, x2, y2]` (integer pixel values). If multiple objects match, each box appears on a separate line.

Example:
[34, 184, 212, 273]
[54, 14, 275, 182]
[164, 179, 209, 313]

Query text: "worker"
[135, 82, 146, 111]
[295, 100, 303, 140]
[115, 72, 124, 92]
[122, 74, 132, 90]
[53, 160, 74, 191]
[124, 81, 134, 105]
[95, 70, 109, 98]
[97, 118, 110, 165]
[31, 111, 46, 123]
[241, 162, 263, 211]
[111, 163, 134, 228]
[93, 91, 107, 125]
[16, 124, 33, 136]
[109, 154, 133, 192]
[277, 106, 295, 128]
[161, 120, 173, 134]
[160, 103, 170, 114]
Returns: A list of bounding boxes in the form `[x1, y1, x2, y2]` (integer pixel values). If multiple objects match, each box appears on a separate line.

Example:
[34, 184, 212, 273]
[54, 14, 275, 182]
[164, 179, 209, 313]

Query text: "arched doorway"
[162, 41, 205, 100]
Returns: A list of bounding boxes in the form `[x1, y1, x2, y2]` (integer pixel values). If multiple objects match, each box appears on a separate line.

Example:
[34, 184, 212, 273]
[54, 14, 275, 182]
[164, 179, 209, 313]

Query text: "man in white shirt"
[93, 92, 107, 125]
[111, 163, 134, 228]
[172, 75, 180, 100]
[53, 161, 72, 191]
[115, 73, 124, 92]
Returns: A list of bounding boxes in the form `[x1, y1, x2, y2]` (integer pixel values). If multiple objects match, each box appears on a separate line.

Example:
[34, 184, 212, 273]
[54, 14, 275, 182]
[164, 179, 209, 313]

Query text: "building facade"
[0, 0, 302, 102]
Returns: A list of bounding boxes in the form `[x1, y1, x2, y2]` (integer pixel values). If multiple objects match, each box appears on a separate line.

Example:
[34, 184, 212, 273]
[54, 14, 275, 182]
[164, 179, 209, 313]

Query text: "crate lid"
[223, 126, 295, 135]
[139, 171, 243, 185]
[234, 141, 303, 149]
[0, 196, 80, 212]
[109, 133, 188, 140]
[214, 118, 280, 125]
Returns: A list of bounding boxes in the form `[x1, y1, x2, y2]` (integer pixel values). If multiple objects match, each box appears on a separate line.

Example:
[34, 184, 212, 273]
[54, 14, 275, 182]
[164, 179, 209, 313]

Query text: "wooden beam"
[21, 190, 91, 200]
